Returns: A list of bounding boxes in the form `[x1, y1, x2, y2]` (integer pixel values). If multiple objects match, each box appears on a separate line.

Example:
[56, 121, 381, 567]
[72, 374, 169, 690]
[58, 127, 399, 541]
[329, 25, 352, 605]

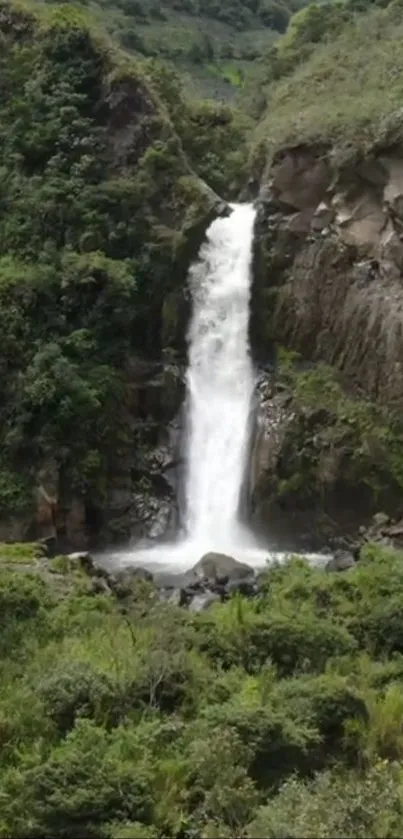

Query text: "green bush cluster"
[262, 356, 403, 515]
[0, 543, 403, 836]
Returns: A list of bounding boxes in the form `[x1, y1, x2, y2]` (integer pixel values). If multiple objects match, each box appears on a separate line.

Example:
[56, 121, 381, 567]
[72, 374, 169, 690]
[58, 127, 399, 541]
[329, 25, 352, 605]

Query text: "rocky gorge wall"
[249, 143, 403, 548]
[252, 144, 403, 407]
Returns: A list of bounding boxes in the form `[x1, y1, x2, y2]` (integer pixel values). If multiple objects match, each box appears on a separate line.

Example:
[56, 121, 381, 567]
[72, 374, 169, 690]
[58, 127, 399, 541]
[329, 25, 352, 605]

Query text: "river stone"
[67, 551, 96, 574]
[188, 552, 254, 585]
[188, 591, 221, 613]
[325, 549, 355, 572]
[107, 565, 154, 598]
[226, 577, 258, 597]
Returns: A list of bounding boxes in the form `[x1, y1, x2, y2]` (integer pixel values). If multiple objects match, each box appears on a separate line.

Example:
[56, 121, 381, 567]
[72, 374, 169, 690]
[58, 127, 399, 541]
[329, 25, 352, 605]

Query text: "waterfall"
[110, 202, 266, 570]
[183, 203, 257, 551]
[104, 202, 328, 571]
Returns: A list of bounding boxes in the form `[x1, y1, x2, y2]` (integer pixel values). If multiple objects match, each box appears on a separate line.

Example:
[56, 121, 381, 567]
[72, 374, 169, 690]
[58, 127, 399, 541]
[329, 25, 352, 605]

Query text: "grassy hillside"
[31, 0, 310, 99]
[252, 0, 403, 165]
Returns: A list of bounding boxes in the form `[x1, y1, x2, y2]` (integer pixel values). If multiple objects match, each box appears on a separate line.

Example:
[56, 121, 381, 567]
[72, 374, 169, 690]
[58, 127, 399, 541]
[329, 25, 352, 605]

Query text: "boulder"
[270, 150, 330, 211]
[188, 592, 221, 613]
[107, 565, 154, 599]
[325, 549, 355, 572]
[358, 512, 403, 551]
[226, 577, 258, 596]
[188, 552, 254, 586]
[67, 551, 96, 575]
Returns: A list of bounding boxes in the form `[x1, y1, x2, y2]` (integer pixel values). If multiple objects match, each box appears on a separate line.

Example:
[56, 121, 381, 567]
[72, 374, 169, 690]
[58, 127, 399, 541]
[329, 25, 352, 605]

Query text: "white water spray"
[106, 203, 327, 572]
[183, 203, 256, 549]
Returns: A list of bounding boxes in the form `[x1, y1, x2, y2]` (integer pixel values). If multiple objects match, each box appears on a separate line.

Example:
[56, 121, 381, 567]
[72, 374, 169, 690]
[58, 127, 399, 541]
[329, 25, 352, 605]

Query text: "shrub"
[0, 719, 154, 838]
[272, 673, 369, 764]
[37, 661, 126, 735]
[0, 570, 50, 653]
[202, 699, 320, 787]
[247, 761, 403, 838]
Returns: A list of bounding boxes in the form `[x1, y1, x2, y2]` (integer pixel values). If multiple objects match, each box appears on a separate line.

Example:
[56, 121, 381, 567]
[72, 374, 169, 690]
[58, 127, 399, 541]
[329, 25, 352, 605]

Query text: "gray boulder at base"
[67, 551, 96, 575]
[106, 565, 154, 598]
[188, 552, 254, 585]
[325, 549, 355, 572]
[226, 577, 258, 596]
[188, 592, 221, 613]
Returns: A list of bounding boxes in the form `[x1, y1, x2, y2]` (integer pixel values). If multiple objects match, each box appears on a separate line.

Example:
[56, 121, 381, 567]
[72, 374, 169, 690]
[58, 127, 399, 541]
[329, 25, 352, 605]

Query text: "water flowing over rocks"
[54, 510, 403, 603]
[105, 203, 271, 574]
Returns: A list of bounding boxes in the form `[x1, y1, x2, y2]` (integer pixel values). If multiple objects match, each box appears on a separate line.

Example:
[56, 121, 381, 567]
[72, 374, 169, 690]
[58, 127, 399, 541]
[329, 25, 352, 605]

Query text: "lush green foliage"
[33, 0, 308, 100]
[1, 1, 403, 832]
[0, 1, 242, 520]
[252, 0, 403, 161]
[261, 352, 403, 515]
[146, 60, 251, 194]
[1, 543, 403, 836]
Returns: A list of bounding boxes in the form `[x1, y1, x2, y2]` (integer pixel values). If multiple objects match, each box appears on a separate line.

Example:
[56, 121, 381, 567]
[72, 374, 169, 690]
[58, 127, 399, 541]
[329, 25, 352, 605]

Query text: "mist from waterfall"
[108, 204, 326, 572]
[182, 203, 257, 551]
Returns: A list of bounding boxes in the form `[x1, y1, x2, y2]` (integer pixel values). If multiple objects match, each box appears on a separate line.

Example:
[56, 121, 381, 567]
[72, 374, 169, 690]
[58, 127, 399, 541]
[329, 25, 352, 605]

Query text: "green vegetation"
[3, 0, 403, 834]
[0, 0, 248, 526]
[263, 354, 403, 513]
[30, 0, 309, 99]
[253, 0, 403, 163]
[0, 541, 403, 836]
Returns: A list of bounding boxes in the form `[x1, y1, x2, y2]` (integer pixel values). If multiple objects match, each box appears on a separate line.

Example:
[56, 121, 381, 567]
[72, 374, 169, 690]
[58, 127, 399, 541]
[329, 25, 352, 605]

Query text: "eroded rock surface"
[188, 552, 254, 584]
[253, 146, 403, 411]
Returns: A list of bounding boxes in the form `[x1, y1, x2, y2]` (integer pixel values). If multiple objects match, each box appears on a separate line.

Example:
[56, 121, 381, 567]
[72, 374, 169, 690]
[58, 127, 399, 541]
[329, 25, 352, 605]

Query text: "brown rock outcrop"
[253, 145, 403, 411]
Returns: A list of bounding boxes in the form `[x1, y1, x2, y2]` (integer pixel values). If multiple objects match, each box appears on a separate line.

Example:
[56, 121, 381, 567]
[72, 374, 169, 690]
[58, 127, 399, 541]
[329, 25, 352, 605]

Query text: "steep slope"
[253, 0, 403, 401]
[0, 0, 225, 548]
[250, 0, 403, 541]
[31, 0, 309, 100]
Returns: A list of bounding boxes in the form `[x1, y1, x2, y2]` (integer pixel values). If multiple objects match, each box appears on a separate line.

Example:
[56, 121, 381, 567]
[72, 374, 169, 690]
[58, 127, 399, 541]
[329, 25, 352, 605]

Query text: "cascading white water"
[106, 202, 327, 572]
[183, 203, 257, 550]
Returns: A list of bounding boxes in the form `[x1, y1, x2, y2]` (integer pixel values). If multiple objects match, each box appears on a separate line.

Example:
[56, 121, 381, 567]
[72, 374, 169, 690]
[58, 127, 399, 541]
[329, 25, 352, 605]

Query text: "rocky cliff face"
[250, 143, 403, 546]
[253, 144, 403, 408]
